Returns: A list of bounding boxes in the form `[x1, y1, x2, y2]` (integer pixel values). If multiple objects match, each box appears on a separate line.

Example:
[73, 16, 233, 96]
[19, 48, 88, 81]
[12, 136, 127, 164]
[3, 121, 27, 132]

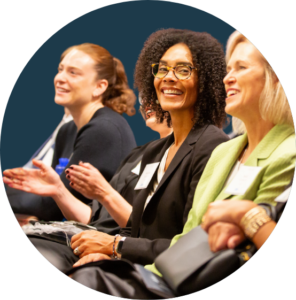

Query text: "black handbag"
[155, 226, 256, 296]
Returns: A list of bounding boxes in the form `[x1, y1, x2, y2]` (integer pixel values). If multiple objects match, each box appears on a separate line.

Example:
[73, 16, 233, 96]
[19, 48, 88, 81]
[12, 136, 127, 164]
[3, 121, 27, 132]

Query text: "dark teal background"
[0, 1, 234, 171]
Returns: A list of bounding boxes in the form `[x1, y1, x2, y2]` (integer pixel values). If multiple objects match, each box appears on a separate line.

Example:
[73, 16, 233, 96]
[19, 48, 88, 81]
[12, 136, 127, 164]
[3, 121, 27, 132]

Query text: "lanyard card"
[134, 162, 160, 190]
[225, 165, 262, 196]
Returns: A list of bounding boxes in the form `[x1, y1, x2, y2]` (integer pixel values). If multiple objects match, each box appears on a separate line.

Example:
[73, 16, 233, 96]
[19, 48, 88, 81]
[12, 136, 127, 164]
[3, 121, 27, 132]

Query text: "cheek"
[154, 78, 161, 95]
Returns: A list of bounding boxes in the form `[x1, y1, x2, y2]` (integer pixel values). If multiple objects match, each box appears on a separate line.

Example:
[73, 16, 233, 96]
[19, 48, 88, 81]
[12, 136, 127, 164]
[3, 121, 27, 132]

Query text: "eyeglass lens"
[152, 64, 191, 80]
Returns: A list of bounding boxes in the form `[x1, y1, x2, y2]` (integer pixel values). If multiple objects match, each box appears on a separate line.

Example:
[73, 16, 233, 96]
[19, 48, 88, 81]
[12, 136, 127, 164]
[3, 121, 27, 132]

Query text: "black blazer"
[120, 125, 229, 265]
[89, 141, 154, 234]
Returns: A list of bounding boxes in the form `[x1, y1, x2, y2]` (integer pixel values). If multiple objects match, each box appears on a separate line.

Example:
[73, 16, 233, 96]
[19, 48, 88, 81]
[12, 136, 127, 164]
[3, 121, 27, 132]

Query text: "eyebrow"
[58, 64, 82, 71]
[159, 60, 193, 66]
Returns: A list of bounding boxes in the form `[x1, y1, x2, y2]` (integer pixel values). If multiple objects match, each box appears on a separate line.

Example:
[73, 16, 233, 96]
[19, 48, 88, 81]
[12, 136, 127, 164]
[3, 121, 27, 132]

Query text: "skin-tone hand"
[208, 222, 246, 252]
[73, 253, 111, 268]
[3, 159, 63, 197]
[201, 200, 257, 232]
[65, 162, 112, 201]
[65, 162, 132, 228]
[71, 230, 123, 258]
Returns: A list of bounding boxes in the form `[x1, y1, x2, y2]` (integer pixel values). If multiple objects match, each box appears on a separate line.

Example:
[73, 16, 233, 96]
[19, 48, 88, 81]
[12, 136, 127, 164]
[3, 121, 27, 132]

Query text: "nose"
[54, 70, 66, 85]
[163, 69, 177, 82]
[223, 71, 236, 85]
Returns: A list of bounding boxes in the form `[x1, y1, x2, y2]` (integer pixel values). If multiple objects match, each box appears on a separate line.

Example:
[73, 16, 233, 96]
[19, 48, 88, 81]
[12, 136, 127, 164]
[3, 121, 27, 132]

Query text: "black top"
[8, 107, 136, 221]
[119, 125, 229, 265]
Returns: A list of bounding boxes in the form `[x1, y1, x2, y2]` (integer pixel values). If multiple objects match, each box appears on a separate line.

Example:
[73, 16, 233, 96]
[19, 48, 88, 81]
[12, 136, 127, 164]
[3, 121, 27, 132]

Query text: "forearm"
[53, 184, 92, 224]
[251, 220, 277, 249]
[99, 189, 132, 228]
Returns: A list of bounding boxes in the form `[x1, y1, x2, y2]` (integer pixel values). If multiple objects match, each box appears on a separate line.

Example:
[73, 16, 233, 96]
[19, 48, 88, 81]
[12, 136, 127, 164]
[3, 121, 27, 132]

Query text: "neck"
[68, 102, 104, 131]
[244, 117, 274, 153]
[170, 109, 194, 146]
[158, 127, 173, 139]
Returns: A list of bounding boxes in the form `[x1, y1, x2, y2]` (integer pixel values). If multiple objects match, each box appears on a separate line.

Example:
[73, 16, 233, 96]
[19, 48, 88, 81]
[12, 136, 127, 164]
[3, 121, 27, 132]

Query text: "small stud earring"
[156, 100, 159, 104]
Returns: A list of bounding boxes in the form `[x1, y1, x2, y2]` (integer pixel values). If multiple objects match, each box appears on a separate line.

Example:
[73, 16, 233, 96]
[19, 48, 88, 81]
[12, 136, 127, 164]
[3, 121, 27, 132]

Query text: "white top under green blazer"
[146, 124, 295, 275]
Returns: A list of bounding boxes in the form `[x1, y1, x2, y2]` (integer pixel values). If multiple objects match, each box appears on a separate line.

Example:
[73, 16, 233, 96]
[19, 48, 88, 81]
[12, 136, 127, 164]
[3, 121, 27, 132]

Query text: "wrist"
[115, 236, 126, 259]
[99, 187, 116, 206]
[53, 181, 68, 201]
[240, 206, 272, 239]
[234, 201, 258, 225]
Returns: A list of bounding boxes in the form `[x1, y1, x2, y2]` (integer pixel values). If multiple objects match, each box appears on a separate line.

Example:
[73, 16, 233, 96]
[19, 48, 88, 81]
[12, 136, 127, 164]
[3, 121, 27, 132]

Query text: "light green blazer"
[146, 124, 295, 275]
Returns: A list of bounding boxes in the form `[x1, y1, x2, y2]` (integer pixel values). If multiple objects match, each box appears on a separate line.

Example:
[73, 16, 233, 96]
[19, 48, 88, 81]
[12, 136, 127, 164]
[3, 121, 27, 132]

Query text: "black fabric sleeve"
[26, 118, 131, 221]
[121, 237, 171, 265]
[119, 127, 229, 265]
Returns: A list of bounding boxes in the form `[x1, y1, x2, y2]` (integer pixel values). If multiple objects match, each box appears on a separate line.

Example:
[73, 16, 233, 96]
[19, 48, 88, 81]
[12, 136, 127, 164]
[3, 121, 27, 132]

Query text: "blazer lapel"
[131, 134, 174, 237]
[216, 124, 294, 200]
[152, 126, 208, 196]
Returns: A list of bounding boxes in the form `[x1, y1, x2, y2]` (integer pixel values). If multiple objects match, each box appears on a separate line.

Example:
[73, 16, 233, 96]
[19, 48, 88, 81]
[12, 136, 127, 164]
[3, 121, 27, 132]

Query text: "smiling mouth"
[162, 89, 183, 96]
[226, 90, 239, 98]
[56, 87, 69, 93]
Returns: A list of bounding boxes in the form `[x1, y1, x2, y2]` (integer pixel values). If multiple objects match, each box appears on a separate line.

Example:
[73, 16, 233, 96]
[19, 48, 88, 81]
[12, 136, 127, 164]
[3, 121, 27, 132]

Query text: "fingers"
[71, 232, 83, 247]
[3, 178, 31, 192]
[228, 234, 245, 249]
[79, 162, 97, 171]
[66, 165, 91, 177]
[3, 168, 27, 178]
[73, 253, 110, 268]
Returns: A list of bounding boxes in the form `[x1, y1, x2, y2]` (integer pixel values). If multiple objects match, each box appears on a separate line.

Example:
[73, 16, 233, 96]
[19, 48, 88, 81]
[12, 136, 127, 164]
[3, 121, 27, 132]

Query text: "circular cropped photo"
[1, 0, 294, 299]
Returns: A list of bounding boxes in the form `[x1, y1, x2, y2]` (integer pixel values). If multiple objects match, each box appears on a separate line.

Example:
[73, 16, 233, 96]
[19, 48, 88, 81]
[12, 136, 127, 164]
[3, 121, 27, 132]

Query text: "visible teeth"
[227, 90, 238, 97]
[163, 89, 182, 95]
[57, 87, 68, 92]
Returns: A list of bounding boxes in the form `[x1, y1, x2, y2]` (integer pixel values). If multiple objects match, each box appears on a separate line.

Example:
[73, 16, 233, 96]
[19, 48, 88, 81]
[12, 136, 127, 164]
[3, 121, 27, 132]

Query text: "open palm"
[3, 159, 63, 197]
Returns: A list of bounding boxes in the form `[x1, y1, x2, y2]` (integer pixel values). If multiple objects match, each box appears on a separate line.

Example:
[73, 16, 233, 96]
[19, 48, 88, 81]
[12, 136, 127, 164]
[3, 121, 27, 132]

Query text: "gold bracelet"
[240, 206, 271, 239]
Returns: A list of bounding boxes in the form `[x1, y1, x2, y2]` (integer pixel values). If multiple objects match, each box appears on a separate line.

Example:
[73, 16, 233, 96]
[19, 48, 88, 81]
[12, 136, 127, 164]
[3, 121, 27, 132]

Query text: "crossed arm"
[201, 200, 277, 252]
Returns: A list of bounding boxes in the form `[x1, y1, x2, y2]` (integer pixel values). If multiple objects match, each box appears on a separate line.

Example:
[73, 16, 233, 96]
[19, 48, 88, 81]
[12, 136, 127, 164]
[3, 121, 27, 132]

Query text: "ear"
[93, 79, 109, 98]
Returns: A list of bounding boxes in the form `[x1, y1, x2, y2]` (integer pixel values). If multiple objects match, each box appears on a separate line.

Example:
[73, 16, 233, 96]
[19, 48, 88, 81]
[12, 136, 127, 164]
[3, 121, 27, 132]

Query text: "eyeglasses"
[151, 63, 197, 80]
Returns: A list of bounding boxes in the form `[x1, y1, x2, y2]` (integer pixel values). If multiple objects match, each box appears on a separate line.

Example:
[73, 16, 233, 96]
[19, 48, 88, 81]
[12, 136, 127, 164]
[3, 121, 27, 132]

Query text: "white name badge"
[225, 165, 262, 196]
[131, 161, 142, 175]
[134, 162, 160, 190]
[275, 186, 291, 203]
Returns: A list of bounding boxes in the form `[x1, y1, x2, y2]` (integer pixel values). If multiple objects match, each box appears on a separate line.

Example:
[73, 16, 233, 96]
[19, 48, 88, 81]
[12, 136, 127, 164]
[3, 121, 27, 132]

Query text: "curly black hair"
[134, 29, 227, 128]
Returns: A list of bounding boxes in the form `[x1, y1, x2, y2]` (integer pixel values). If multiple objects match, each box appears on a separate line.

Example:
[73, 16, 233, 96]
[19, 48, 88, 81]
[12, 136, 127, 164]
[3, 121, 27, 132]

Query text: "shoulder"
[271, 132, 296, 159]
[212, 133, 244, 153]
[84, 107, 135, 140]
[90, 107, 132, 130]
[191, 125, 229, 152]
[56, 120, 77, 138]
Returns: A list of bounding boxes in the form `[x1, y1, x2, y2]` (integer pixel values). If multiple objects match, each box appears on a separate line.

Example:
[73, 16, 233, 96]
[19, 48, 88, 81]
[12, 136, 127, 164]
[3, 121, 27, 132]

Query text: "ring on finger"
[74, 247, 82, 256]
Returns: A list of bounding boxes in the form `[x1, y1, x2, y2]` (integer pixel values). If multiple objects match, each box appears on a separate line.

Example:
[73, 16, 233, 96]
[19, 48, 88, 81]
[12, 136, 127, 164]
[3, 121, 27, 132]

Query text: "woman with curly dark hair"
[5, 29, 229, 290]
[52, 29, 229, 296]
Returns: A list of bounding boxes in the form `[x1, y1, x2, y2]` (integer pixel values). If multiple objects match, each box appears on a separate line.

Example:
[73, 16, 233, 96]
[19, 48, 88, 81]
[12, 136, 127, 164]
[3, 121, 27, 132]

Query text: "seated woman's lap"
[71, 262, 160, 299]
[29, 237, 78, 273]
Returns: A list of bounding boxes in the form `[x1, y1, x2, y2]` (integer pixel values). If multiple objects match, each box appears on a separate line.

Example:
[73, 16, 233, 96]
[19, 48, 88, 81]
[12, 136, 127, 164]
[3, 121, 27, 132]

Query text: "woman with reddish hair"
[4, 43, 136, 221]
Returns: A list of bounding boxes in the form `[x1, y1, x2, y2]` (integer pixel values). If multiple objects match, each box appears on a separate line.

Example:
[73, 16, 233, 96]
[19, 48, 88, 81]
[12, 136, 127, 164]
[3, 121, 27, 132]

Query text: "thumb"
[32, 159, 48, 172]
